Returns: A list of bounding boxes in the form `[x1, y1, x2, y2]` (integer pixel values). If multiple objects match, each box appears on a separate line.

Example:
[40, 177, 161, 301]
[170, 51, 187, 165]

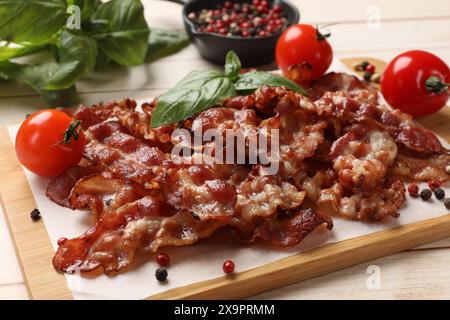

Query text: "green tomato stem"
[425, 76, 449, 94]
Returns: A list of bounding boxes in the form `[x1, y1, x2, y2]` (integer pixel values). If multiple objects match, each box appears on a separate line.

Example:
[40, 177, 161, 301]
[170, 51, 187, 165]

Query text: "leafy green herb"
[0, 0, 190, 106]
[235, 71, 308, 96]
[0, 0, 67, 44]
[151, 51, 306, 127]
[46, 30, 97, 90]
[146, 29, 190, 63]
[0, 44, 48, 62]
[91, 0, 150, 66]
[151, 70, 235, 128]
[1, 61, 77, 106]
[224, 51, 241, 81]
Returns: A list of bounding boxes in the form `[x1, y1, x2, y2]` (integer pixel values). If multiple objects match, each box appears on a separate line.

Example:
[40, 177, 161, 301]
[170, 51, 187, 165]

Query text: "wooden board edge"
[0, 128, 73, 300]
[148, 213, 450, 299]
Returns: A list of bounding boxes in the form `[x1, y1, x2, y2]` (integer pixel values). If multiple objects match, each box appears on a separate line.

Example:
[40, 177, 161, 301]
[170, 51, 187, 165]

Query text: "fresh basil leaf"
[146, 29, 190, 63]
[224, 51, 241, 80]
[94, 49, 112, 70]
[45, 30, 97, 90]
[234, 71, 308, 96]
[67, 0, 100, 22]
[0, 44, 47, 62]
[91, 0, 150, 66]
[0, 60, 16, 80]
[2, 61, 77, 106]
[151, 70, 236, 127]
[0, 0, 67, 44]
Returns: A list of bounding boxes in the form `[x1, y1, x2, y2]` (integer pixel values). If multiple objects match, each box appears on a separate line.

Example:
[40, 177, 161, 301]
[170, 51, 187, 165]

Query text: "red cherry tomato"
[381, 50, 449, 118]
[15, 109, 85, 177]
[276, 24, 333, 81]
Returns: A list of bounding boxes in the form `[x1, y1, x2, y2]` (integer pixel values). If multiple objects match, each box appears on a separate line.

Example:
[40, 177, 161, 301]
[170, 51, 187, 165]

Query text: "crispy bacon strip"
[68, 99, 137, 129]
[84, 121, 167, 187]
[230, 208, 333, 246]
[259, 95, 327, 178]
[315, 90, 449, 155]
[317, 180, 405, 221]
[330, 124, 398, 192]
[53, 195, 227, 274]
[390, 153, 450, 182]
[236, 171, 306, 220]
[46, 165, 103, 207]
[68, 174, 152, 216]
[308, 72, 377, 102]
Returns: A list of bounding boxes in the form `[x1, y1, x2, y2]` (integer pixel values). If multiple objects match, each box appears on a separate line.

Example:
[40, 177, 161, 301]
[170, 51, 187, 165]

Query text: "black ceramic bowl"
[174, 0, 300, 67]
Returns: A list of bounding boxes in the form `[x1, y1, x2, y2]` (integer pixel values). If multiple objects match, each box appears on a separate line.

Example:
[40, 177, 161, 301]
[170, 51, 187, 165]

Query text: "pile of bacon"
[47, 72, 450, 274]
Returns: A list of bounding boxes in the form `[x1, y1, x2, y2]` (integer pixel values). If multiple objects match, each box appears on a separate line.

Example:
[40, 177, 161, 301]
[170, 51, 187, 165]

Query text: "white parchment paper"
[7, 60, 450, 299]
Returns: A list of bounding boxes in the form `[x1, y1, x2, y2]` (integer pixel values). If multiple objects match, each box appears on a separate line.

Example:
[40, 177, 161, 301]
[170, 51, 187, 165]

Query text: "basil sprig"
[151, 51, 307, 127]
[0, 0, 190, 106]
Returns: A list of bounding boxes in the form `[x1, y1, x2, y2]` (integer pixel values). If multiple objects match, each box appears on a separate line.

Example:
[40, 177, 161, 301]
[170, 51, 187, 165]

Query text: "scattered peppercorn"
[223, 260, 235, 274]
[435, 188, 445, 200]
[407, 183, 420, 197]
[30, 208, 41, 221]
[155, 268, 168, 282]
[420, 189, 432, 201]
[365, 63, 376, 73]
[444, 198, 450, 210]
[428, 180, 441, 192]
[360, 61, 369, 70]
[156, 253, 170, 267]
[57, 237, 67, 246]
[363, 71, 372, 82]
[189, 0, 288, 38]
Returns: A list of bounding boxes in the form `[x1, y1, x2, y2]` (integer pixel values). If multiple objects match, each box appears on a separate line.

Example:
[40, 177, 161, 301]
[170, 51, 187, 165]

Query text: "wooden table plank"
[1, 7, 449, 98]
[291, 0, 450, 24]
[253, 247, 450, 299]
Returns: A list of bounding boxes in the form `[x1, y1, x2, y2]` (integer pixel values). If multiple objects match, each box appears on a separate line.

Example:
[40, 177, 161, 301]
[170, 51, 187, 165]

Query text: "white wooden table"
[1, 0, 450, 300]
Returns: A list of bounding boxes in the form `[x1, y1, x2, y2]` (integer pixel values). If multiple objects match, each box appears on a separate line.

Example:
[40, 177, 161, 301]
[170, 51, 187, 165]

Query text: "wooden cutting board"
[1, 57, 450, 300]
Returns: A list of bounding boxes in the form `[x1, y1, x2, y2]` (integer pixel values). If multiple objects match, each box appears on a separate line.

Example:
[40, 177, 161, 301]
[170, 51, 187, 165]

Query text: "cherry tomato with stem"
[15, 109, 85, 177]
[276, 24, 333, 82]
[381, 50, 449, 118]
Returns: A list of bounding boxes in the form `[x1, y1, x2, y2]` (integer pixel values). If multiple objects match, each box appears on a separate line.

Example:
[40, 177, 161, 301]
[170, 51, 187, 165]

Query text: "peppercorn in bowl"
[181, 0, 299, 66]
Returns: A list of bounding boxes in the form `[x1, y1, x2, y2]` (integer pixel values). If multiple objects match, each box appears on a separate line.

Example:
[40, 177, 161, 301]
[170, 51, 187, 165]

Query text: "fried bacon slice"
[235, 169, 306, 220]
[315, 90, 449, 156]
[259, 95, 327, 178]
[68, 99, 137, 130]
[46, 165, 103, 207]
[53, 195, 227, 274]
[68, 174, 152, 216]
[83, 121, 167, 187]
[390, 153, 450, 182]
[299, 169, 406, 221]
[329, 124, 398, 192]
[230, 208, 333, 247]
[308, 72, 377, 102]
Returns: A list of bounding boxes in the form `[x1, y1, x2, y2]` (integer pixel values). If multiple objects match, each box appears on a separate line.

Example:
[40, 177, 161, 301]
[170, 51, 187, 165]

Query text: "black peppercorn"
[434, 188, 445, 200]
[444, 198, 450, 210]
[363, 72, 372, 82]
[420, 189, 432, 201]
[30, 208, 41, 221]
[155, 268, 168, 282]
[361, 61, 369, 70]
